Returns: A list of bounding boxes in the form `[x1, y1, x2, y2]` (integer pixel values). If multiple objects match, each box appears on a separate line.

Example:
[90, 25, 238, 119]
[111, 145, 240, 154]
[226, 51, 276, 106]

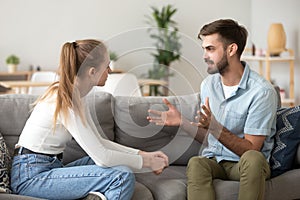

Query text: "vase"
[7, 64, 17, 73]
[267, 23, 286, 56]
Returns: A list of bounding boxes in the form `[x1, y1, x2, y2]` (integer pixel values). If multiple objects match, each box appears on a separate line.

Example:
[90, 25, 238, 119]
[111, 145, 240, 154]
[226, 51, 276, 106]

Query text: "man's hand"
[147, 98, 182, 126]
[190, 97, 223, 137]
[190, 97, 266, 156]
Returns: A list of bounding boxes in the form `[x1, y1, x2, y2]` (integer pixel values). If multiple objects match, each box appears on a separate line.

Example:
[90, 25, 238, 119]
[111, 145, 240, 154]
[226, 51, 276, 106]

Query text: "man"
[147, 19, 278, 200]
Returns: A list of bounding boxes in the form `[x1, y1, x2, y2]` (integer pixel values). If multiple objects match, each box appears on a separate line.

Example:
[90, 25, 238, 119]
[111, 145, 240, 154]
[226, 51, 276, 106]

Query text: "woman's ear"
[88, 67, 96, 76]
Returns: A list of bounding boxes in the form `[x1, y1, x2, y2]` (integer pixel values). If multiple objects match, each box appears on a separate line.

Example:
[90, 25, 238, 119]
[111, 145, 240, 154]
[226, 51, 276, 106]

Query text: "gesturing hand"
[190, 97, 223, 136]
[147, 98, 182, 126]
[191, 97, 211, 128]
[139, 151, 169, 175]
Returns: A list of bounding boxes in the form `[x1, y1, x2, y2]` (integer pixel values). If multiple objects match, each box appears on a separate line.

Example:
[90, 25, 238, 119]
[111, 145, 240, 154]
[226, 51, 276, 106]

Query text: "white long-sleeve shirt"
[17, 94, 143, 169]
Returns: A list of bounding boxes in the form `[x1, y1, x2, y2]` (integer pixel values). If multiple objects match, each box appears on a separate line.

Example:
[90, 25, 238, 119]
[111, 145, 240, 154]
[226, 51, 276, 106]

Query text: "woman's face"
[76, 51, 111, 96]
[96, 52, 112, 86]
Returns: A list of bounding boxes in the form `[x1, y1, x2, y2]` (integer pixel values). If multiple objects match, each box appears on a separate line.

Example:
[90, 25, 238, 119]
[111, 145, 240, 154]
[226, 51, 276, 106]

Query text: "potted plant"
[146, 4, 181, 95]
[109, 51, 118, 71]
[6, 54, 20, 73]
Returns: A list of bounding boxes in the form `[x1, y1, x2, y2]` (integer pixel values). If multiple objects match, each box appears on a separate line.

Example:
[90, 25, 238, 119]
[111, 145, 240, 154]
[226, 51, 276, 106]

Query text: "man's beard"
[206, 53, 228, 75]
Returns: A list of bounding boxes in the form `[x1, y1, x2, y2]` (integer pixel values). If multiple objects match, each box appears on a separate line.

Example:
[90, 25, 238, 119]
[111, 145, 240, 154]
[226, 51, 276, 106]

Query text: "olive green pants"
[186, 150, 270, 200]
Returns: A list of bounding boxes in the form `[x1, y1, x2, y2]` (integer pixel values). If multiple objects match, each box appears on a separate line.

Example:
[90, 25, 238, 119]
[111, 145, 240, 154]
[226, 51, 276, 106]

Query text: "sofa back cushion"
[0, 94, 37, 157]
[114, 93, 202, 165]
[62, 91, 115, 164]
[0, 92, 115, 165]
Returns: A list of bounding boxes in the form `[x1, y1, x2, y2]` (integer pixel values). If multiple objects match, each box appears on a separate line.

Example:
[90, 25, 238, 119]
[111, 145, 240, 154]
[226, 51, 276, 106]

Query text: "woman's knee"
[113, 166, 135, 188]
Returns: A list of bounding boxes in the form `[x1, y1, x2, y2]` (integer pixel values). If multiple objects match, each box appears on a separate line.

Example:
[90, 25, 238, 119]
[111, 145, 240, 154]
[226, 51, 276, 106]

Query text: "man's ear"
[228, 43, 238, 56]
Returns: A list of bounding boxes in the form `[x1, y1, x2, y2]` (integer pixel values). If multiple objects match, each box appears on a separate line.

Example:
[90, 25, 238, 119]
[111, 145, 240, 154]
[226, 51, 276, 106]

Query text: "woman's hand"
[147, 98, 182, 126]
[139, 151, 169, 175]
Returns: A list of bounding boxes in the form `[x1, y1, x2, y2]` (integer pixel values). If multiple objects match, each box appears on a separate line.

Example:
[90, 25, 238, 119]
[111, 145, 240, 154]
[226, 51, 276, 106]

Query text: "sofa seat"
[134, 159, 300, 200]
[135, 166, 187, 200]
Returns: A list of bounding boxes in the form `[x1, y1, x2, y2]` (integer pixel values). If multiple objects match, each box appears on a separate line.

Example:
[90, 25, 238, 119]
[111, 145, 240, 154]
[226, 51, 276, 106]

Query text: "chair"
[93, 73, 142, 97]
[28, 71, 59, 95]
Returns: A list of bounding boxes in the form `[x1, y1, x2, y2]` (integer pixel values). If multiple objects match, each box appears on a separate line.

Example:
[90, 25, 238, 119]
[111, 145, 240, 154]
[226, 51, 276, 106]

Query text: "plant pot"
[7, 64, 17, 73]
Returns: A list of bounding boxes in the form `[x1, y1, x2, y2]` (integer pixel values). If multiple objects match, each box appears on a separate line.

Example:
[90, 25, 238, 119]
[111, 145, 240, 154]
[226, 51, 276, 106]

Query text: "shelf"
[242, 48, 295, 107]
[242, 55, 295, 62]
[282, 98, 295, 105]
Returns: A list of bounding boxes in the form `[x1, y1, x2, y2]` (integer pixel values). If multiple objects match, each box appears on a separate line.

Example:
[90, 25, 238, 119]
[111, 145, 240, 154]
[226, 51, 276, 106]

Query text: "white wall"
[1, 0, 251, 96]
[250, 0, 300, 104]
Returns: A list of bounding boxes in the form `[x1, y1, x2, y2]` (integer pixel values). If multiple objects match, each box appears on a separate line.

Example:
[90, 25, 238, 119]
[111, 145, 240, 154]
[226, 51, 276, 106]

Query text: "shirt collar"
[216, 61, 249, 91]
[237, 61, 249, 90]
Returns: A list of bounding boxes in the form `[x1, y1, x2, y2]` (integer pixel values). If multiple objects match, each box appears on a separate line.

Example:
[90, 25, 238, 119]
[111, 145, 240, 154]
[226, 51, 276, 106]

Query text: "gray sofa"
[0, 91, 299, 200]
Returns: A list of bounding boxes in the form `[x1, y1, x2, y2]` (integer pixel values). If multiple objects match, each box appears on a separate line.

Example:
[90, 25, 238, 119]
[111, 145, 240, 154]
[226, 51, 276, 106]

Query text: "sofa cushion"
[135, 166, 187, 200]
[84, 90, 115, 141]
[132, 181, 154, 200]
[114, 93, 202, 165]
[0, 92, 115, 165]
[270, 106, 300, 177]
[0, 132, 11, 193]
[63, 91, 115, 164]
[0, 94, 37, 157]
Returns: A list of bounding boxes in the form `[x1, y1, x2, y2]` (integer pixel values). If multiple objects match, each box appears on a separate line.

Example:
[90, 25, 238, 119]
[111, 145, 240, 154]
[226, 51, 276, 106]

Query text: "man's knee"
[187, 156, 211, 177]
[239, 150, 268, 175]
[241, 150, 265, 164]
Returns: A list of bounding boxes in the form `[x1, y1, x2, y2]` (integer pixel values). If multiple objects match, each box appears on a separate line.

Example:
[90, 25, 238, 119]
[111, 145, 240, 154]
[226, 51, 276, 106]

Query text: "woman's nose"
[108, 67, 112, 74]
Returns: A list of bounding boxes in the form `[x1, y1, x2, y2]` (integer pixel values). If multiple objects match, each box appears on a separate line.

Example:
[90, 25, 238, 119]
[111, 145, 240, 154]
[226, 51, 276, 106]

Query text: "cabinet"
[242, 49, 295, 107]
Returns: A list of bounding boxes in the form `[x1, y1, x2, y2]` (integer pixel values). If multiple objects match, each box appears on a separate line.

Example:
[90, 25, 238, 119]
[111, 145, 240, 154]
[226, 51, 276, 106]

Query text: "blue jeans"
[11, 154, 135, 200]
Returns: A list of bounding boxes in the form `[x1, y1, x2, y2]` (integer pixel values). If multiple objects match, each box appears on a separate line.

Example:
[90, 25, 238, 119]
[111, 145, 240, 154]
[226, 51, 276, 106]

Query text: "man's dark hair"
[198, 19, 248, 57]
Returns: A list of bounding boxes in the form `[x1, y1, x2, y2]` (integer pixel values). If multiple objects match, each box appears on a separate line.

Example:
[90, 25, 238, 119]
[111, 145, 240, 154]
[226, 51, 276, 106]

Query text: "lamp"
[267, 23, 286, 56]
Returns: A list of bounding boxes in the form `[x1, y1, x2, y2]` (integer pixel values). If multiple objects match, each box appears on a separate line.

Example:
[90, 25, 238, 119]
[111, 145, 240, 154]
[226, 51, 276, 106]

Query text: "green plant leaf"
[6, 54, 20, 65]
[109, 51, 118, 61]
[146, 4, 181, 82]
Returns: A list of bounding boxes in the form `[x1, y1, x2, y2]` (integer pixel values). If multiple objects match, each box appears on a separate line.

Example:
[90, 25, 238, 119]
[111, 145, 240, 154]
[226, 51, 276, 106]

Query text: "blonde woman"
[11, 39, 168, 200]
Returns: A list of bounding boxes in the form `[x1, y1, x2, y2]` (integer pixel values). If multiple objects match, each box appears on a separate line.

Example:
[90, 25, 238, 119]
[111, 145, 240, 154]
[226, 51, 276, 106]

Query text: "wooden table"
[0, 81, 53, 94]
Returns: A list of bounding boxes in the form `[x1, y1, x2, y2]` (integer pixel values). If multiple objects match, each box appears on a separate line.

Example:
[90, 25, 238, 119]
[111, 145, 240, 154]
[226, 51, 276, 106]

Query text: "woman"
[10, 39, 168, 200]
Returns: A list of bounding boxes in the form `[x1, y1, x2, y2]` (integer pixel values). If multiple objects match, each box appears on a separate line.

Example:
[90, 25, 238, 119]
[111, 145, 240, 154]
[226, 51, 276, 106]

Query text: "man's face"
[201, 33, 229, 75]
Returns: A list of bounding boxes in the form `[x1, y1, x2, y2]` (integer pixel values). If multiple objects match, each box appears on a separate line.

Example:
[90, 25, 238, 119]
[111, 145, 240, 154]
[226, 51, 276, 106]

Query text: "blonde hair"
[37, 39, 107, 127]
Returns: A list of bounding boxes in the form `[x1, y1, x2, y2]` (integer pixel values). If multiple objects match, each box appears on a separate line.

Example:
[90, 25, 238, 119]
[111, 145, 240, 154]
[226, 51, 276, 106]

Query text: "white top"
[17, 93, 143, 169]
[222, 83, 239, 99]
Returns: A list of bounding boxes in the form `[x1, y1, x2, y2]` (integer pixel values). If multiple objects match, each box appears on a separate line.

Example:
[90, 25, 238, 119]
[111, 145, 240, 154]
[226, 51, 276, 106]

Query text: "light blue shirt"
[200, 62, 277, 162]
